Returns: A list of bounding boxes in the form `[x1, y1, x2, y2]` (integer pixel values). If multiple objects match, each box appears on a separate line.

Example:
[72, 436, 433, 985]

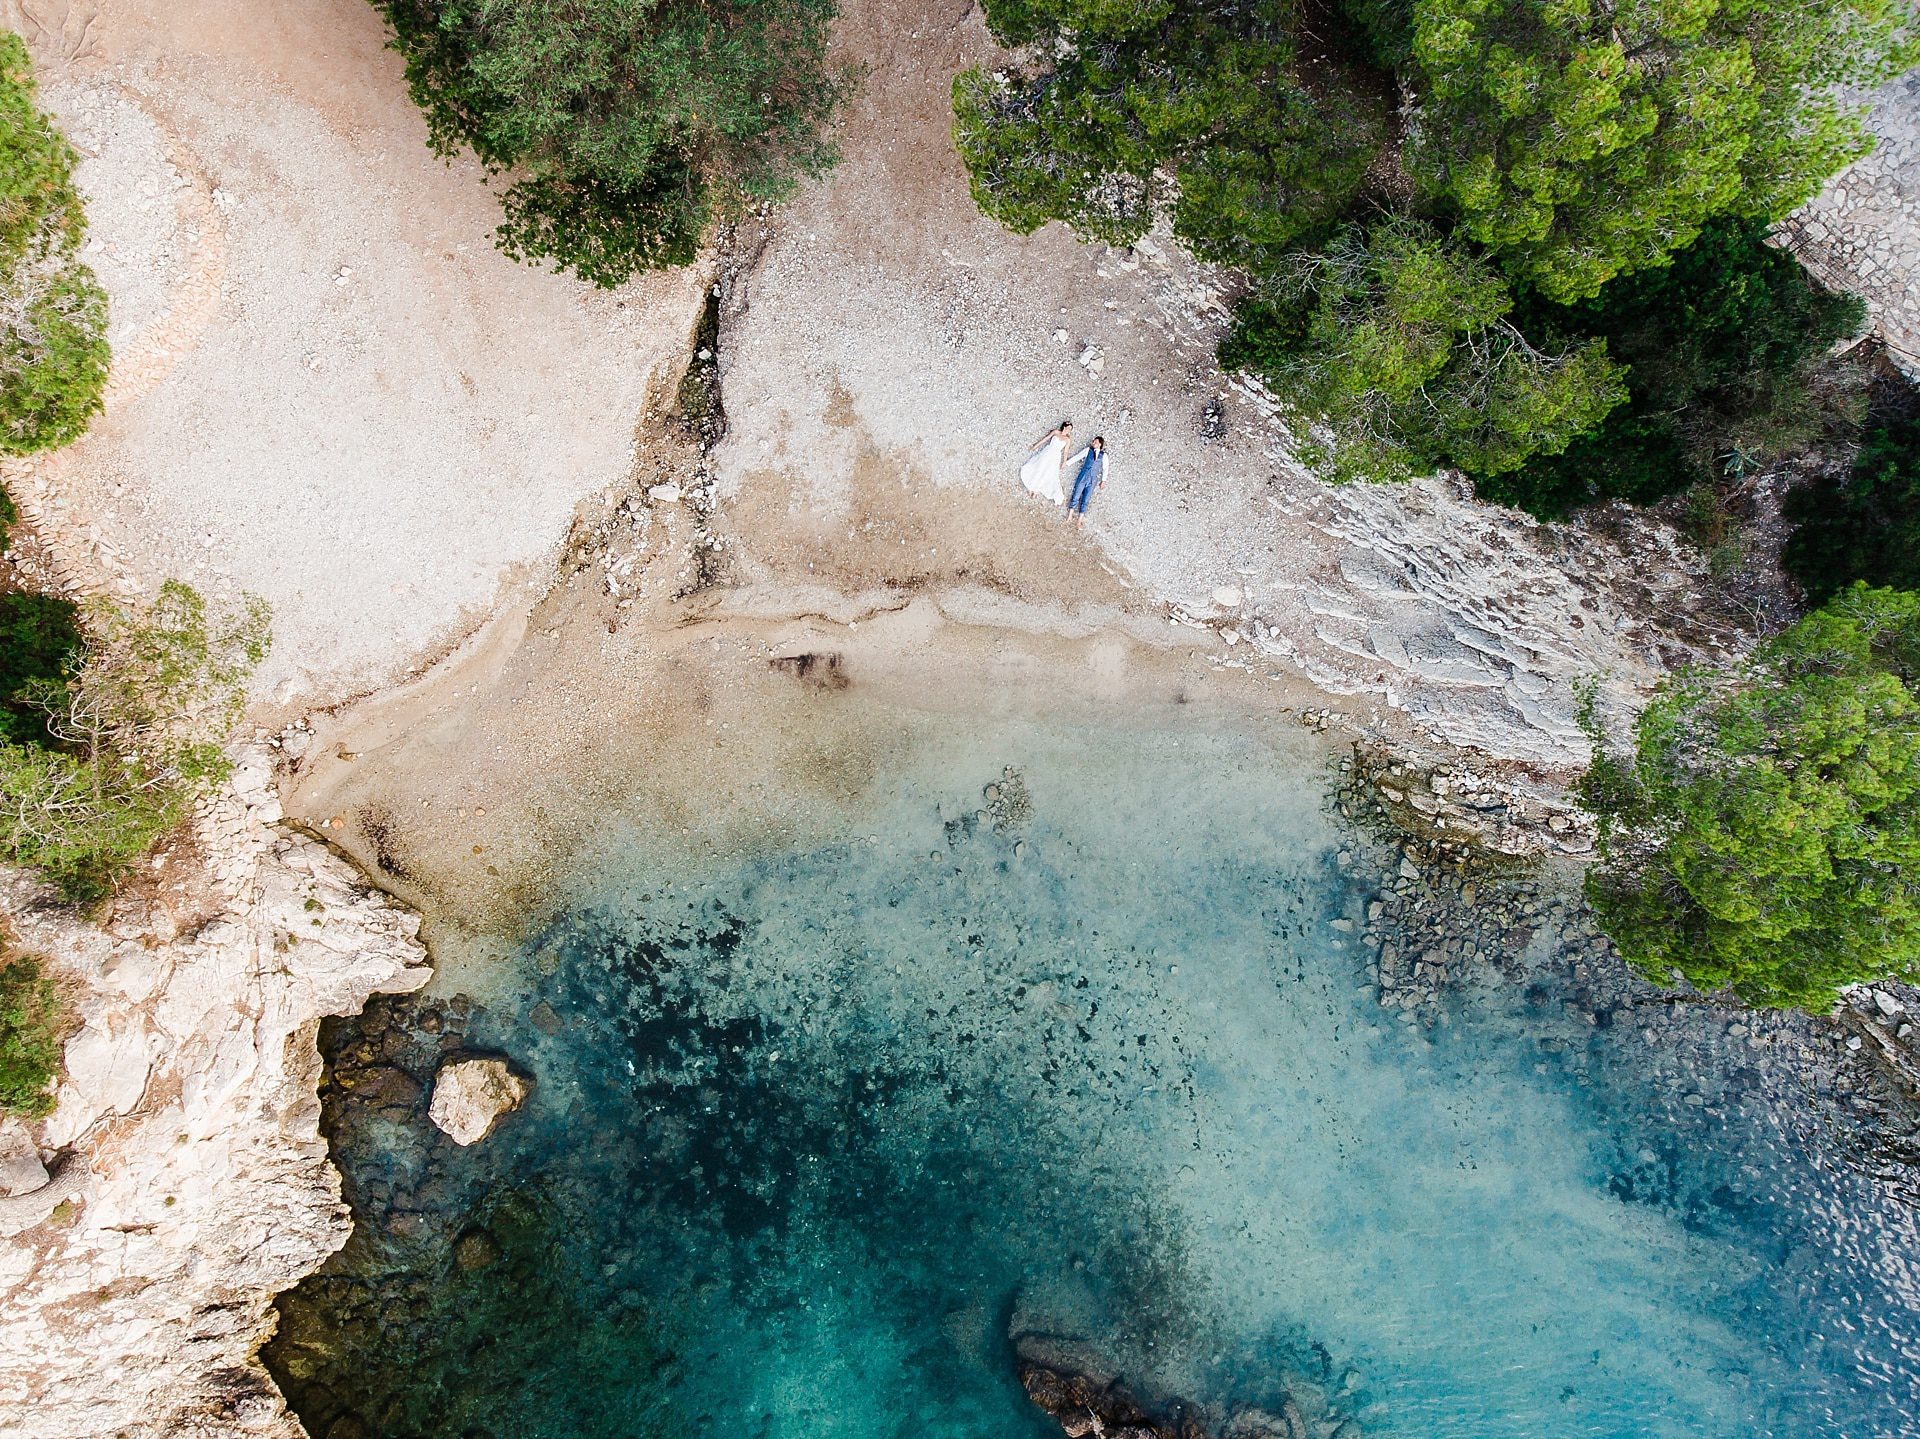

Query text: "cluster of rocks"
[276, 990, 533, 1287]
[266, 991, 568, 1439]
[1332, 756, 1920, 1184]
[1019, 1361, 1208, 1439]
[1015, 1340, 1353, 1439]
[0, 746, 431, 1438]
[1008, 1280, 1358, 1439]
[1335, 743, 1590, 860]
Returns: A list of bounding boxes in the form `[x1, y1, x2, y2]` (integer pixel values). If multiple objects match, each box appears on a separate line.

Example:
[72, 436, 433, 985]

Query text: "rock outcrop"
[427, 1055, 530, 1145]
[1019, 1360, 1207, 1439]
[0, 748, 430, 1438]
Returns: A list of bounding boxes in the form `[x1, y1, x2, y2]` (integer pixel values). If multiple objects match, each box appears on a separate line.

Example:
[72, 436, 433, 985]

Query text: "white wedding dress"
[1019, 435, 1067, 504]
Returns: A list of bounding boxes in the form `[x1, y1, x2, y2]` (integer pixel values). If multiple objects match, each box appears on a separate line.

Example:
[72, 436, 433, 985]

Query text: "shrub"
[374, 0, 852, 285]
[0, 952, 61, 1117]
[0, 581, 270, 901]
[0, 591, 81, 746]
[0, 30, 110, 455]
[1479, 222, 1866, 517]
[1784, 417, 1920, 606]
[1229, 217, 1623, 482]
[1581, 584, 1920, 1010]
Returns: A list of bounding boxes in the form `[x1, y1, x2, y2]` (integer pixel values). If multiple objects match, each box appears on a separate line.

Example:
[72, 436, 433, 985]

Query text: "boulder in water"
[428, 1056, 530, 1145]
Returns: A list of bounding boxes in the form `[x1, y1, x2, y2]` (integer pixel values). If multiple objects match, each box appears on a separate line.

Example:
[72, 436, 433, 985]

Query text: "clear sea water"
[274, 715, 1920, 1439]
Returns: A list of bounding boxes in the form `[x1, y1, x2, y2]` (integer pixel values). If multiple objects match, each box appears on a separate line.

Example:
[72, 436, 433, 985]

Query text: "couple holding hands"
[1019, 420, 1109, 523]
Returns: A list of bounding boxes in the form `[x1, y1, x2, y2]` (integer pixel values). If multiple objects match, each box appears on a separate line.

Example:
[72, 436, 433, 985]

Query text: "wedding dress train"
[1019, 434, 1068, 504]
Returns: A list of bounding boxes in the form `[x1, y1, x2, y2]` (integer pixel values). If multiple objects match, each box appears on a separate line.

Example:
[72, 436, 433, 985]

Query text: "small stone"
[648, 483, 683, 503]
[529, 1001, 562, 1037]
[1212, 585, 1244, 609]
[1874, 990, 1903, 1017]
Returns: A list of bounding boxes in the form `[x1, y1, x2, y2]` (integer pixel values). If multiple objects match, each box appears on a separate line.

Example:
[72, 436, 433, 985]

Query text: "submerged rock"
[428, 1056, 531, 1145]
[452, 1227, 502, 1272]
[1221, 1402, 1306, 1439]
[1018, 1361, 1202, 1439]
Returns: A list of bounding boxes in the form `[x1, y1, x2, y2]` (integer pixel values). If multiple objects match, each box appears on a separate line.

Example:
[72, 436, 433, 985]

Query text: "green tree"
[0, 951, 62, 1117]
[952, 0, 1389, 270]
[0, 591, 80, 746]
[1223, 217, 1623, 481]
[1783, 418, 1920, 606]
[1408, 0, 1920, 302]
[0, 581, 270, 901]
[1, 29, 110, 454]
[375, 0, 852, 285]
[1479, 220, 1865, 516]
[1581, 583, 1920, 1009]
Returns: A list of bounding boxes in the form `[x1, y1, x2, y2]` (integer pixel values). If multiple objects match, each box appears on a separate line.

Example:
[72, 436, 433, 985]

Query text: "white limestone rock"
[0, 742, 430, 1437]
[0, 1121, 47, 1198]
[429, 1057, 531, 1145]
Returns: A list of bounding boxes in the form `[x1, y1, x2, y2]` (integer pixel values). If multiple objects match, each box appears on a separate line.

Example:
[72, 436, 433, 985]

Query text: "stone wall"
[0, 749, 430, 1438]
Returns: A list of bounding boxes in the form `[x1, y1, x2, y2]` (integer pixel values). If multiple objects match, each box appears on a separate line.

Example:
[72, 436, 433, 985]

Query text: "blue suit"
[1067, 446, 1106, 515]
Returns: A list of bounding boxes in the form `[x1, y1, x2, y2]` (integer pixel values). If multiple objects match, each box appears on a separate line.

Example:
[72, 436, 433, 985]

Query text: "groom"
[1065, 436, 1107, 525]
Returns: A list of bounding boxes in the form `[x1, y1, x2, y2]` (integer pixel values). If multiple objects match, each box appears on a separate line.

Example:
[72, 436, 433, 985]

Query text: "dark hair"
[1093, 435, 1105, 446]
[1060, 419, 1072, 429]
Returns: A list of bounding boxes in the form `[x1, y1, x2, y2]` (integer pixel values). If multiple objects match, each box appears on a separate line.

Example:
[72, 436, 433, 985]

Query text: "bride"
[1019, 420, 1073, 504]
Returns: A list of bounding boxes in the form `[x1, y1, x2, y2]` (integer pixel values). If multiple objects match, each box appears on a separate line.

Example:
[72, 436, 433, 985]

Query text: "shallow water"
[272, 716, 1920, 1439]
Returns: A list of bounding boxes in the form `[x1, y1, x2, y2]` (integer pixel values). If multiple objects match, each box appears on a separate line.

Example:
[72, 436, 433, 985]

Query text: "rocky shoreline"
[1332, 754, 1920, 1199]
[0, 751, 430, 1438]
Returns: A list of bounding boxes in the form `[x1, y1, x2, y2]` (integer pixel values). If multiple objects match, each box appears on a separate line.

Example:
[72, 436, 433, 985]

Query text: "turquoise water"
[273, 719, 1920, 1439]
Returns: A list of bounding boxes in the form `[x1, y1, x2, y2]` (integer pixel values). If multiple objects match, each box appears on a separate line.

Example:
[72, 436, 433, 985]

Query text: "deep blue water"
[273, 720, 1920, 1439]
